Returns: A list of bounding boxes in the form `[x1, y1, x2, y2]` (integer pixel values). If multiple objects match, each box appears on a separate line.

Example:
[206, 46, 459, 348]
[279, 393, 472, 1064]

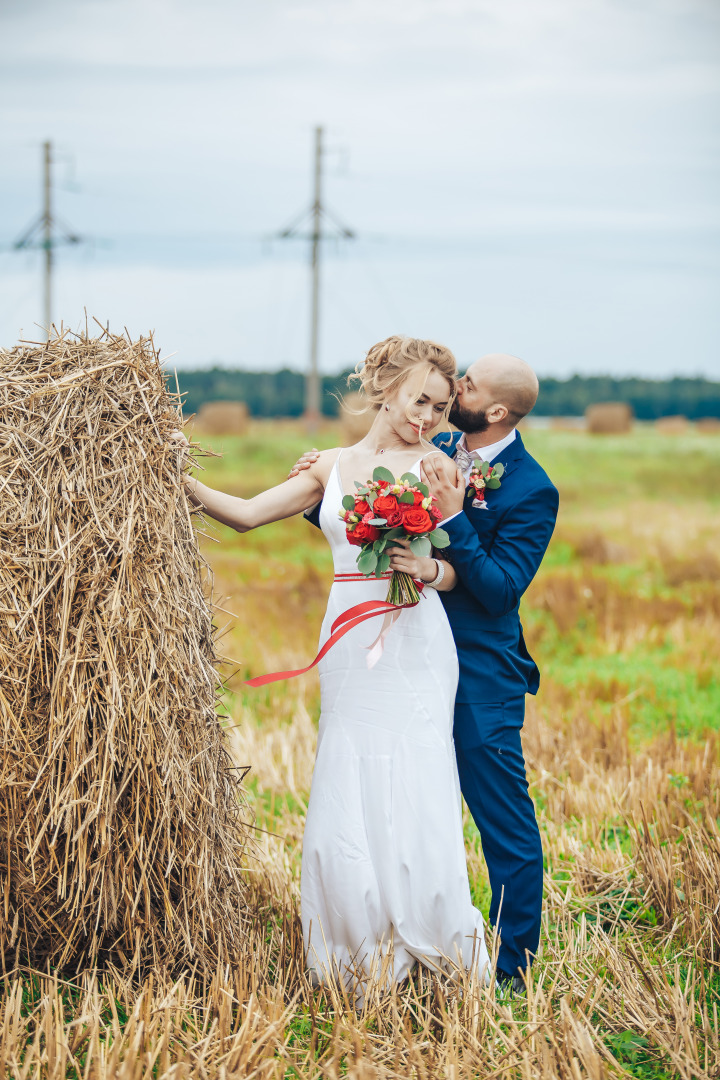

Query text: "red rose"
[412, 490, 425, 505]
[385, 508, 405, 527]
[354, 498, 371, 515]
[401, 507, 434, 534]
[373, 494, 398, 518]
[347, 521, 380, 546]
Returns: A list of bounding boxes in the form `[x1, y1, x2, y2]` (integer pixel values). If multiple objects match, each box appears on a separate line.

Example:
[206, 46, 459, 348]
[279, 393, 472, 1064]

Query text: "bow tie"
[454, 445, 478, 474]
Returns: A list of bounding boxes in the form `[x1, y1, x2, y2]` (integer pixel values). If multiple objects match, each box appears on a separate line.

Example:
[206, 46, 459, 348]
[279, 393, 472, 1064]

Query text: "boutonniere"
[467, 460, 504, 509]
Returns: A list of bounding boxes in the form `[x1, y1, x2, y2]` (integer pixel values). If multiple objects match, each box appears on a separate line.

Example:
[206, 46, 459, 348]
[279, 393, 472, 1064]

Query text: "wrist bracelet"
[424, 559, 445, 588]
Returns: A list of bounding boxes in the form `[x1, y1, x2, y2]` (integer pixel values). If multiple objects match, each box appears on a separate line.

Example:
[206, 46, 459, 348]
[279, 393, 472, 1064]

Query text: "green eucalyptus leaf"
[416, 482, 429, 497]
[369, 517, 387, 526]
[399, 491, 415, 504]
[430, 528, 450, 548]
[357, 548, 378, 575]
[366, 492, 376, 506]
[373, 466, 396, 484]
[491, 462, 504, 478]
[373, 537, 387, 552]
[479, 461, 490, 477]
[409, 536, 432, 557]
[375, 552, 391, 576]
[341, 494, 355, 511]
[383, 527, 406, 541]
[400, 472, 420, 485]
[486, 478, 501, 489]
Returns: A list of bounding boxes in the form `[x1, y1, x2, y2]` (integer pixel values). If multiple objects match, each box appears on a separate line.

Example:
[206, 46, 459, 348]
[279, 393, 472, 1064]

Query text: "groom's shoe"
[495, 969, 527, 998]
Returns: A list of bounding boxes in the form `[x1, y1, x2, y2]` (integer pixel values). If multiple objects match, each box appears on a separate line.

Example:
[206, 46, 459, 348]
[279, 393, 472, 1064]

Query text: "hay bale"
[585, 402, 633, 434]
[655, 415, 690, 434]
[697, 417, 720, 434]
[0, 328, 250, 976]
[195, 400, 249, 436]
[340, 392, 376, 445]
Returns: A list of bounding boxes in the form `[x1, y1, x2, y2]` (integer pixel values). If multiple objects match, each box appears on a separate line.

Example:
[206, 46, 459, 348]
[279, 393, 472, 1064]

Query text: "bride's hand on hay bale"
[169, 428, 190, 454]
[169, 430, 194, 485]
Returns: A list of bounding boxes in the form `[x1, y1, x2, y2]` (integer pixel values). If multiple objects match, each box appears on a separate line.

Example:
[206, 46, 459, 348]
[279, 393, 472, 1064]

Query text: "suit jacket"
[433, 430, 558, 703]
[305, 430, 558, 704]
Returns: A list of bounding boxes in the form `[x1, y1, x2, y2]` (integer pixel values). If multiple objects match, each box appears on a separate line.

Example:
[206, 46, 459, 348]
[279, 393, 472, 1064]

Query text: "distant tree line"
[172, 368, 720, 421]
[174, 368, 353, 419]
[537, 375, 720, 420]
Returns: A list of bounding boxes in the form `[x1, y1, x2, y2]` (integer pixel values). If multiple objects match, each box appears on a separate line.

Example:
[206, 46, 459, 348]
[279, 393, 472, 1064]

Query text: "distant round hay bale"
[697, 417, 720, 434]
[340, 392, 376, 445]
[195, 400, 249, 435]
[585, 402, 634, 434]
[0, 328, 250, 976]
[655, 415, 691, 434]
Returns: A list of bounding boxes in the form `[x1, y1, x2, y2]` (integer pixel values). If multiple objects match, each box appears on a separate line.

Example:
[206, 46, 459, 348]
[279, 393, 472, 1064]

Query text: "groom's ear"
[487, 403, 509, 424]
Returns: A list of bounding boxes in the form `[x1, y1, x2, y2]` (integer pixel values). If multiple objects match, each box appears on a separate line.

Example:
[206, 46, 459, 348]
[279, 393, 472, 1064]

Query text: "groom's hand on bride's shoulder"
[288, 448, 320, 479]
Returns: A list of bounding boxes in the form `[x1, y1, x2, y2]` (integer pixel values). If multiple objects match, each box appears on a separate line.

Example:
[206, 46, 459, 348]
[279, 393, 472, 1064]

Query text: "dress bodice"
[318, 452, 429, 575]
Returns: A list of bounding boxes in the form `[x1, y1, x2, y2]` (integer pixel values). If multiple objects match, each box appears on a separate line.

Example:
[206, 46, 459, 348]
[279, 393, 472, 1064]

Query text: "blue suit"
[307, 430, 558, 977]
[433, 430, 558, 977]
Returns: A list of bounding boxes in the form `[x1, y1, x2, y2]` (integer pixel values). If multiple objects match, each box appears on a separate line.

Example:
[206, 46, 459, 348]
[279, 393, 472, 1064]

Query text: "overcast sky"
[1, 0, 718, 378]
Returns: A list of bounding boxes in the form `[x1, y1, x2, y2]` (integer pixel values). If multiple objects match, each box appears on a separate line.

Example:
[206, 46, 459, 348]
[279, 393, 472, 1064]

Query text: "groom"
[420, 353, 557, 992]
[292, 353, 558, 992]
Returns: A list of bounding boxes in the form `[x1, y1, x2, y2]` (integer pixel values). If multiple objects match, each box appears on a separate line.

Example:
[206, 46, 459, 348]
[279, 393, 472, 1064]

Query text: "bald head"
[466, 353, 539, 423]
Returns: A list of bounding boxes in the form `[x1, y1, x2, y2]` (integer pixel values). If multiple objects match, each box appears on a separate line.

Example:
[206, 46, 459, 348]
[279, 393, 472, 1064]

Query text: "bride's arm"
[184, 471, 326, 532]
[174, 435, 334, 533]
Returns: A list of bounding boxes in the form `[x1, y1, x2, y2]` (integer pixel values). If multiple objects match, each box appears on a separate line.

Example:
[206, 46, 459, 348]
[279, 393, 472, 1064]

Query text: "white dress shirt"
[442, 427, 517, 524]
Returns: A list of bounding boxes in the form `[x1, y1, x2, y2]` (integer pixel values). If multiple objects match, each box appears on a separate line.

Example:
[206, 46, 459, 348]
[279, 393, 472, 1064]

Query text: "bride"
[175, 336, 490, 998]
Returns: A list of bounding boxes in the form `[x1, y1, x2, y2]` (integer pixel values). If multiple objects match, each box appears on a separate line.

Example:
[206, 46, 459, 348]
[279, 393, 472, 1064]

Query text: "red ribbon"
[244, 580, 424, 688]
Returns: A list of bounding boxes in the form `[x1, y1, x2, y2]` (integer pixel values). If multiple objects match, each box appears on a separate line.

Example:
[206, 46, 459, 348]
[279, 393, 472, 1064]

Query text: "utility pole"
[308, 126, 323, 423]
[279, 126, 354, 425]
[14, 141, 81, 340]
[42, 141, 52, 333]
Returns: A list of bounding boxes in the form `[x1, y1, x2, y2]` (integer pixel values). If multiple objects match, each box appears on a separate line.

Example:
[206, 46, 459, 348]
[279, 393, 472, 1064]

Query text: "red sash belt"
[244, 573, 423, 687]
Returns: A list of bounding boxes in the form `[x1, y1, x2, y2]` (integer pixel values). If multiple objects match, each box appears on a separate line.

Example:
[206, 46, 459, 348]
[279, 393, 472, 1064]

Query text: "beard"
[448, 399, 491, 434]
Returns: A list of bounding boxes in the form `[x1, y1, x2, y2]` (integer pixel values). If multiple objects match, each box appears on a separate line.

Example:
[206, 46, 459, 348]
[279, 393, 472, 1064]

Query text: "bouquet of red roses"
[339, 466, 450, 605]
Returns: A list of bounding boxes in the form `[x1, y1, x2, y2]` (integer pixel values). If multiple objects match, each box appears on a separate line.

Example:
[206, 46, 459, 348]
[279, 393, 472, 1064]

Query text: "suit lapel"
[432, 430, 527, 503]
[487, 430, 526, 481]
[432, 431, 462, 458]
[461, 432, 527, 519]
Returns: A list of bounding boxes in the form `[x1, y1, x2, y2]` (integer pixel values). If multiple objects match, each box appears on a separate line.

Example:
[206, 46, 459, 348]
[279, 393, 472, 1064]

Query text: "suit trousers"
[453, 697, 543, 977]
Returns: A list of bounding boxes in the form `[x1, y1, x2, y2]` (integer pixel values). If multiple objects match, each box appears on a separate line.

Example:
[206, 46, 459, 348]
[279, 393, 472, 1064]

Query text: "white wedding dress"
[301, 453, 489, 997]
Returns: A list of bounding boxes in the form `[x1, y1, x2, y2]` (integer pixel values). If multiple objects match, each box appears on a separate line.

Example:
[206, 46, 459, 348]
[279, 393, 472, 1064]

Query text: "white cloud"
[1, 0, 718, 375]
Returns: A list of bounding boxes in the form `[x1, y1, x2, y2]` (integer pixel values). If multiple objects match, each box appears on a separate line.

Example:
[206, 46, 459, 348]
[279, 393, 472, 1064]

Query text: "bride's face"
[384, 368, 455, 443]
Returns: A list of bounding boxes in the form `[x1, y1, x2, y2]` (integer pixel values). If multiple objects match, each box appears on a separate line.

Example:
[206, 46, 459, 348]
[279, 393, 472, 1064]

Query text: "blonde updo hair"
[347, 335, 458, 433]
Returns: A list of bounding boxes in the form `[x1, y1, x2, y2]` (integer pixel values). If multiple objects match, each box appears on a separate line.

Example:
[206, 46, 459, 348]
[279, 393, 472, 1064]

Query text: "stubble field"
[3, 422, 720, 1079]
